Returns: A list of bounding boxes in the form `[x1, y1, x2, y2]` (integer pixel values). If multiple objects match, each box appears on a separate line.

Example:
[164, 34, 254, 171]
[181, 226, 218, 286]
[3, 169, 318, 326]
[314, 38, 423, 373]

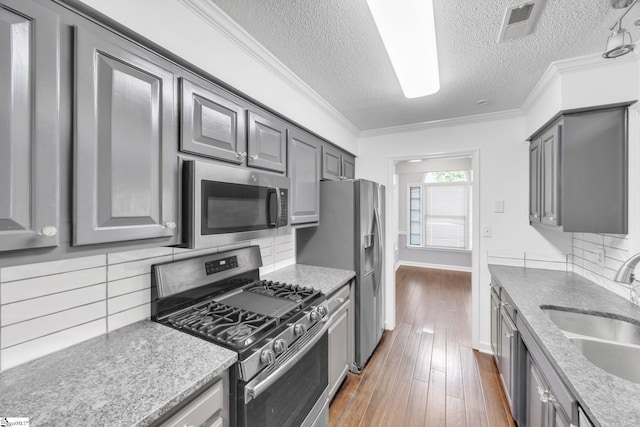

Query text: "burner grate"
[168, 300, 276, 348]
[245, 280, 316, 302]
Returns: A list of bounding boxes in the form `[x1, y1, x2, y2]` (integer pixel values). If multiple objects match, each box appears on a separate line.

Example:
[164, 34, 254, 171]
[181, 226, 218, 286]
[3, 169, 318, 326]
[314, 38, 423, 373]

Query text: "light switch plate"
[483, 226, 492, 237]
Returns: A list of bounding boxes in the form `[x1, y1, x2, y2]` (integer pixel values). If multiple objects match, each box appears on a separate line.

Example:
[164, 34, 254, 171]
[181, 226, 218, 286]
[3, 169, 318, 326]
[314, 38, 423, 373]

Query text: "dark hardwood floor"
[329, 266, 515, 427]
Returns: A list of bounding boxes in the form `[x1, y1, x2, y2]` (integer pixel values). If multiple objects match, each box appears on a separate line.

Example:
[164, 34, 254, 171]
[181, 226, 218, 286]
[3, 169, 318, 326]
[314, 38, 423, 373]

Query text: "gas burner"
[221, 324, 253, 342]
[246, 280, 316, 303]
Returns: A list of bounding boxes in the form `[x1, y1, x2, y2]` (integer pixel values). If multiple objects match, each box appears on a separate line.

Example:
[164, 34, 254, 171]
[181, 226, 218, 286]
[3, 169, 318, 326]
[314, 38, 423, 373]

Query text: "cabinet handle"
[250, 154, 259, 160]
[337, 297, 345, 304]
[165, 222, 176, 229]
[547, 216, 555, 220]
[241, 152, 247, 158]
[235, 152, 242, 158]
[40, 226, 58, 237]
[504, 331, 514, 338]
[501, 302, 510, 308]
[533, 214, 538, 218]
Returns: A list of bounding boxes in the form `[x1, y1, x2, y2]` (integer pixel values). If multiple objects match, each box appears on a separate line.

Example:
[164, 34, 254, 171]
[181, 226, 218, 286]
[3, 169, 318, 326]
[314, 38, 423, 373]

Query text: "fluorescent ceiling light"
[367, 0, 440, 98]
[408, 159, 423, 163]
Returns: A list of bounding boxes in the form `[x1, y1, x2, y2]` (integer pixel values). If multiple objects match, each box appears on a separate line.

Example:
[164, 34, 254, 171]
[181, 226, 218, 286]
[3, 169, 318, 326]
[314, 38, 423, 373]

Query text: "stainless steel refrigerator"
[296, 179, 385, 373]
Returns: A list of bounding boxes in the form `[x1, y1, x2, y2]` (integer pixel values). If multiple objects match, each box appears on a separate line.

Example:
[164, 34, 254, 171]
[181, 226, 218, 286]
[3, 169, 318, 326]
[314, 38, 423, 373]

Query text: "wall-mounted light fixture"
[603, 0, 639, 58]
[366, 0, 440, 98]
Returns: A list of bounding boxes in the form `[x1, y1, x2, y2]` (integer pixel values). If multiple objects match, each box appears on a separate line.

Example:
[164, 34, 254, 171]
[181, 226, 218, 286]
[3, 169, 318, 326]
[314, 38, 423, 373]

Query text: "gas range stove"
[151, 247, 328, 379]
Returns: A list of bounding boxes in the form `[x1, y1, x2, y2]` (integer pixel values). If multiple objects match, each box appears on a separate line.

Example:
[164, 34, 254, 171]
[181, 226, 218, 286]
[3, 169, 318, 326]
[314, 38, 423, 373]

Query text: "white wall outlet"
[596, 248, 605, 267]
[483, 226, 493, 237]
[495, 200, 505, 213]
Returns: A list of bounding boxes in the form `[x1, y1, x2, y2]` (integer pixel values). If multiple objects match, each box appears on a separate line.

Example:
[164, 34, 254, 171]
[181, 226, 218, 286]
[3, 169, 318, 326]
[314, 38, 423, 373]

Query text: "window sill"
[405, 245, 471, 254]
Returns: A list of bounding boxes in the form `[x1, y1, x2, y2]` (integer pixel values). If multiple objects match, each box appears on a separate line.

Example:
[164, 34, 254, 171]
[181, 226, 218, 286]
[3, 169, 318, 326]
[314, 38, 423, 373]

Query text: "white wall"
[76, 0, 359, 153]
[356, 115, 572, 351]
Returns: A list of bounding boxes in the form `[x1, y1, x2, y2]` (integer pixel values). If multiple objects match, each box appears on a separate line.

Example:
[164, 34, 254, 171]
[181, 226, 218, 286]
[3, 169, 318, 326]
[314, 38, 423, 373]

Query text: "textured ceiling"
[206, 0, 640, 131]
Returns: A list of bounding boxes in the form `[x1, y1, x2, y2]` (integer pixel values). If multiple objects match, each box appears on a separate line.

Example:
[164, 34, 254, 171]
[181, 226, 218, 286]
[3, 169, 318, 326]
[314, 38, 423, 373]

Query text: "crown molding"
[359, 109, 523, 138]
[177, 0, 360, 136]
[520, 47, 640, 114]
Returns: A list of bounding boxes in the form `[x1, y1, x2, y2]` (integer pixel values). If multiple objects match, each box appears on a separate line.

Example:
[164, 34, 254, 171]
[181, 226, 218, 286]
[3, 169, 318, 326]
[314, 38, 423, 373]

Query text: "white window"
[407, 170, 472, 250]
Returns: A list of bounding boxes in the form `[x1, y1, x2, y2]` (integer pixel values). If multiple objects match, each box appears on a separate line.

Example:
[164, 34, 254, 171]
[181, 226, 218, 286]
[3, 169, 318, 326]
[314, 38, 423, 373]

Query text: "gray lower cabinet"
[525, 352, 571, 427]
[74, 25, 178, 245]
[287, 129, 321, 225]
[528, 105, 629, 233]
[247, 109, 287, 173]
[328, 285, 351, 401]
[321, 145, 355, 181]
[0, 0, 60, 251]
[180, 76, 246, 164]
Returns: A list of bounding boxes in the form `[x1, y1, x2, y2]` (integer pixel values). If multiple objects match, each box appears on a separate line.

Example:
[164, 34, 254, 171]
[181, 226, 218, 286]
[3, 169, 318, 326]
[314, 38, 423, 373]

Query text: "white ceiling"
[206, 0, 640, 131]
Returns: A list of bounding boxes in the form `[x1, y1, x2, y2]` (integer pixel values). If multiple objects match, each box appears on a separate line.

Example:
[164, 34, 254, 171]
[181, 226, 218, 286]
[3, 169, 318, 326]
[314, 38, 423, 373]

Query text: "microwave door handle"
[268, 188, 278, 227]
[276, 187, 283, 226]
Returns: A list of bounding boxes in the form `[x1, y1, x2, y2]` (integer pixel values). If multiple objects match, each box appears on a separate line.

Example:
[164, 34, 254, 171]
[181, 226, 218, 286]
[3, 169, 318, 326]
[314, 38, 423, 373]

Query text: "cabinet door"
[526, 354, 550, 427]
[342, 154, 355, 180]
[490, 288, 501, 363]
[247, 110, 287, 173]
[181, 78, 246, 164]
[499, 310, 517, 407]
[287, 129, 320, 225]
[0, 1, 60, 251]
[321, 144, 342, 181]
[529, 138, 541, 222]
[328, 301, 349, 400]
[74, 26, 177, 245]
[541, 124, 561, 226]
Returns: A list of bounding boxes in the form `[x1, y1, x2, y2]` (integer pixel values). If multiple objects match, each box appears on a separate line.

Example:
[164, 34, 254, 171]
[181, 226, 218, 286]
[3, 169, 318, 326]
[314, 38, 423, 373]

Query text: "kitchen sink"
[569, 338, 640, 383]
[542, 307, 640, 383]
[542, 307, 640, 346]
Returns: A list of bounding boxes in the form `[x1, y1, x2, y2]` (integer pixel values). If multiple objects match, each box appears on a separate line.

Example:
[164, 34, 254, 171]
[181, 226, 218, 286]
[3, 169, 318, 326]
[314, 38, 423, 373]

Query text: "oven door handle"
[245, 321, 330, 403]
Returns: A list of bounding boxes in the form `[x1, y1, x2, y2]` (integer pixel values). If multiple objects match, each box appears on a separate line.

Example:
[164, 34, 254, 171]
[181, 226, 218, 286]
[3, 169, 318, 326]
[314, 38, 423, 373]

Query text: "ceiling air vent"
[498, 0, 547, 42]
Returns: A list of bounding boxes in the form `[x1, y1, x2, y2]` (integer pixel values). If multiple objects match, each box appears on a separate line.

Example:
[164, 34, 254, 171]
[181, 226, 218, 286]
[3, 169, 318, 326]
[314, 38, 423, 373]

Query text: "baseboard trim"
[396, 260, 472, 273]
[477, 341, 494, 355]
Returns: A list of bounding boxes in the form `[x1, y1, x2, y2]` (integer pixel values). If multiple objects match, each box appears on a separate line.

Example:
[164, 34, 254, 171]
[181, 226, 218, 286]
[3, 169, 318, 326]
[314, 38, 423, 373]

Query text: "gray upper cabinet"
[322, 144, 355, 180]
[528, 105, 629, 234]
[180, 77, 246, 164]
[540, 123, 560, 227]
[342, 154, 356, 180]
[0, 1, 60, 252]
[74, 25, 177, 245]
[247, 109, 287, 173]
[287, 129, 321, 225]
[529, 138, 541, 223]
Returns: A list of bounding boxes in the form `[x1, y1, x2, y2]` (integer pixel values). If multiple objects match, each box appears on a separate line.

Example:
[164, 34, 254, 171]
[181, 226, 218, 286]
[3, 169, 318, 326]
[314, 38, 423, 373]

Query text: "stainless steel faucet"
[614, 253, 640, 303]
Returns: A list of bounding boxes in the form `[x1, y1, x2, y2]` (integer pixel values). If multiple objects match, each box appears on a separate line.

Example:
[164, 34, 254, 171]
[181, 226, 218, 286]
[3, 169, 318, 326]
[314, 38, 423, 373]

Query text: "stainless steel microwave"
[183, 160, 290, 249]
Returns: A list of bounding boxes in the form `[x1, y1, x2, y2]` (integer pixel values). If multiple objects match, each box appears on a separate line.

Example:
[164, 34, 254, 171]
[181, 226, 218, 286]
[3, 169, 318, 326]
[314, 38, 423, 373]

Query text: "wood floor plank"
[404, 379, 429, 427]
[330, 267, 514, 427]
[425, 369, 446, 426]
[380, 380, 411, 427]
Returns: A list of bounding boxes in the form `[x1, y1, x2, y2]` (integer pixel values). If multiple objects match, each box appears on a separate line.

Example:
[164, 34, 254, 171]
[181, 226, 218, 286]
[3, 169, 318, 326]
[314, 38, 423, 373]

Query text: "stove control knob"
[273, 339, 288, 354]
[317, 306, 327, 317]
[294, 324, 307, 336]
[260, 348, 276, 365]
[310, 309, 320, 322]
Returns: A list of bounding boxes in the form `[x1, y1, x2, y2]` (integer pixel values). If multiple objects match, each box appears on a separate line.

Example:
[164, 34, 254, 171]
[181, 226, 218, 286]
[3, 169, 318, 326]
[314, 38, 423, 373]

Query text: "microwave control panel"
[279, 189, 288, 226]
[205, 256, 239, 275]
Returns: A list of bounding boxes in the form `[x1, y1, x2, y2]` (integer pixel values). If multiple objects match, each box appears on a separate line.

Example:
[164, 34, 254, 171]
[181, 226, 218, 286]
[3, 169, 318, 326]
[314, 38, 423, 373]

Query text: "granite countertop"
[0, 321, 236, 426]
[489, 265, 640, 427]
[263, 264, 356, 296]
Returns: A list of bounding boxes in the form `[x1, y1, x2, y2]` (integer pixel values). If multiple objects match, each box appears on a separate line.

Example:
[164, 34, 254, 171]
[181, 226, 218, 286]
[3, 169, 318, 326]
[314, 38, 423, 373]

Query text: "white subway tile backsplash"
[581, 233, 604, 245]
[107, 255, 172, 281]
[603, 235, 629, 250]
[1, 301, 106, 349]
[108, 304, 150, 332]
[0, 233, 298, 372]
[108, 274, 151, 298]
[525, 252, 567, 263]
[603, 246, 629, 263]
[1, 255, 106, 283]
[1, 284, 106, 326]
[0, 319, 106, 371]
[525, 260, 567, 271]
[107, 288, 150, 315]
[108, 247, 173, 265]
[1, 267, 106, 304]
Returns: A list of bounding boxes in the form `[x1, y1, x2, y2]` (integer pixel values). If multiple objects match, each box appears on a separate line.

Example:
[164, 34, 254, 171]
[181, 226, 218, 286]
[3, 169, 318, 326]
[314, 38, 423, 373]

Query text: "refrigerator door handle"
[373, 207, 383, 293]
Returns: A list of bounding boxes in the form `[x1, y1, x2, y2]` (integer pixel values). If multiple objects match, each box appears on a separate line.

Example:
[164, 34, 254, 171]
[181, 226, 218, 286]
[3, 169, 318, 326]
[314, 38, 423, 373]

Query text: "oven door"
[184, 160, 290, 248]
[238, 323, 329, 427]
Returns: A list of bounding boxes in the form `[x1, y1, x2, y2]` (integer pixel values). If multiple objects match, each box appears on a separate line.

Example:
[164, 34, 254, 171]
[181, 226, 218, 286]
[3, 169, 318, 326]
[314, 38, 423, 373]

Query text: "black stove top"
[151, 247, 324, 360]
